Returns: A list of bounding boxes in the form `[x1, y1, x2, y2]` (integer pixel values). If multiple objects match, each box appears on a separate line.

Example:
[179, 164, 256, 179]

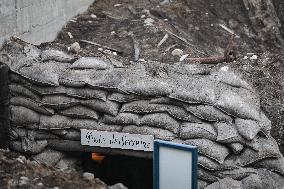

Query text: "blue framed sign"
[153, 140, 198, 189]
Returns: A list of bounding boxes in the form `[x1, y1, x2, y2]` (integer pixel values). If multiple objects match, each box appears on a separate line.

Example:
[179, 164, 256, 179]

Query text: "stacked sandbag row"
[1, 39, 283, 188]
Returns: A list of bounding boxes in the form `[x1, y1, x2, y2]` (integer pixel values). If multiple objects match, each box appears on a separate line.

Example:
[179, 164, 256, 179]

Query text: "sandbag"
[71, 57, 110, 69]
[184, 139, 230, 164]
[88, 69, 123, 90]
[229, 143, 244, 154]
[58, 105, 99, 120]
[235, 118, 261, 140]
[259, 112, 271, 136]
[122, 125, 176, 141]
[120, 79, 172, 97]
[11, 127, 58, 140]
[10, 105, 40, 126]
[41, 95, 81, 109]
[204, 177, 242, 189]
[241, 174, 263, 189]
[198, 155, 238, 171]
[58, 69, 94, 87]
[198, 180, 209, 189]
[40, 115, 72, 130]
[214, 122, 244, 143]
[108, 92, 144, 103]
[32, 148, 64, 166]
[58, 129, 80, 140]
[198, 168, 220, 183]
[237, 136, 282, 166]
[82, 99, 120, 116]
[40, 49, 74, 62]
[11, 96, 54, 115]
[216, 168, 257, 180]
[139, 113, 180, 134]
[169, 77, 218, 104]
[180, 122, 217, 140]
[102, 113, 140, 125]
[9, 140, 47, 154]
[9, 83, 40, 101]
[183, 105, 232, 122]
[215, 87, 260, 121]
[252, 157, 284, 175]
[55, 156, 78, 171]
[253, 168, 284, 189]
[165, 105, 203, 122]
[69, 119, 121, 132]
[120, 100, 167, 114]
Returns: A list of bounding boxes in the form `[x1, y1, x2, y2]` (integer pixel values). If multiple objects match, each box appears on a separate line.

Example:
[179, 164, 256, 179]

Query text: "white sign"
[154, 140, 198, 189]
[81, 129, 154, 151]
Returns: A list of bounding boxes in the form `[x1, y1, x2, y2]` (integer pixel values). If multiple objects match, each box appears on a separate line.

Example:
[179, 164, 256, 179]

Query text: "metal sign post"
[153, 140, 198, 189]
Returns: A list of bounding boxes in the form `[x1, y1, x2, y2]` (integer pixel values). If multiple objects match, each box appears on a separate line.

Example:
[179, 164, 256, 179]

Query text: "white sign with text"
[81, 129, 154, 151]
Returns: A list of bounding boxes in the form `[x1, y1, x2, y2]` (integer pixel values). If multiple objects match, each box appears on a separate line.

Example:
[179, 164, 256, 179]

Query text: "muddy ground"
[49, 0, 284, 153]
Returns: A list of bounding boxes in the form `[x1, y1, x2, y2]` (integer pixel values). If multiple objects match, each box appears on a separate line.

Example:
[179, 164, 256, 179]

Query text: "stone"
[171, 48, 183, 56]
[83, 172, 95, 181]
[108, 183, 128, 189]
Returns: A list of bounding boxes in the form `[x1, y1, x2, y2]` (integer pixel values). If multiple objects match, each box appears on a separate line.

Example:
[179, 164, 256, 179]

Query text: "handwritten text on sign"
[81, 129, 154, 151]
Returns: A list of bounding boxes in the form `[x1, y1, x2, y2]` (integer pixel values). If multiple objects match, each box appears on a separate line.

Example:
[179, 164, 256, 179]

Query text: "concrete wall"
[0, 0, 94, 46]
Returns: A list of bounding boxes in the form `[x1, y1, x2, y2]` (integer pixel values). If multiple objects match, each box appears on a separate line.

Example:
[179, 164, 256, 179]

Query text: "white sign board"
[154, 140, 198, 189]
[81, 129, 154, 151]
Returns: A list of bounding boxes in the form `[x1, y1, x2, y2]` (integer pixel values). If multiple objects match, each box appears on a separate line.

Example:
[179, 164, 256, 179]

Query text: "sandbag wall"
[1, 39, 284, 188]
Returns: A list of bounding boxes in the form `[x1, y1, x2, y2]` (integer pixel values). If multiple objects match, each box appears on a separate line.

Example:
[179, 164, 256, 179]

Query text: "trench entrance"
[81, 153, 153, 189]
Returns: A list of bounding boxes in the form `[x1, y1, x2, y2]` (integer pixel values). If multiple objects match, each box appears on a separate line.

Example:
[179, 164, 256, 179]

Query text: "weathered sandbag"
[32, 148, 64, 166]
[259, 112, 271, 136]
[229, 143, 244, 154]
[108, 92, 147, 103]
[184, 139, 230, 164]
[120, 100, 167, 114]
[18, 63, 61, 86]
[58, 69, 94, 87]
[167, 63, 211, 76]
[237, 136, 282, 166]
[41, 95, 81, 109]
[26, 85, 66, 95]
[139, 113, 180, 134]
[82, 99, 120, 116]
[215, 87, 260, 121]
[241, 174, 263, 189]
[10, 105, 40, 126]
[211, 67, 251, 90]
[204, 177, 242, 189]
[252, 157, 284, 175]
[166, 105, 203, 122]
[23, 43, 41, 60]
[235, 118, 261, 140]
[58, 129, 80, 140]
[120, 79, 172, 97]
[102, 113, 140, 125]
[9, 140, 47, 154]
[198, 180, 209, 189]
[180, 122, 217, 140]
[69, 119, 122, 132]
[9, 72, 29, 84]
[9, 83, 40, 101]
[214, 122, 244, 143]
[71, 57, 110, 69]
[183, 105, 232, 122]
[11, 96, 54, 115]
[198, 168, 220, 183]
[253, 168, 284, 189]
[216, 168, 257, 180]
[122, 125, 176, 141]
[40, 115, 72, 130]
[169, 77, 218, 104]
[40, 49, 74, 62]
[58, 105, 99, 120]
[87, 69, 124, 90]
[11, 127, 58, 140]
[198, 155, 238, 171]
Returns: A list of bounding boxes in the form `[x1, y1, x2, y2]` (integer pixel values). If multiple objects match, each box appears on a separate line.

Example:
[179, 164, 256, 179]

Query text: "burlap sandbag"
[216, 168, 257, 180]
[180, 122, 217, 141]
[102, 113, 140, 125]
[40, 49, 74, 62]
[198, 168, 220, 183]
[32, 148, 64, 166]
[10, 105, 40, 126]
[10, 127, 58, 140]
[204, 177, 242, 189]
[11, 96, 54, 115]
[235, 118, 261, 140]
[229, 143, 244, 154]
[71, 57, 111, 70]
[122, 125, 176, 141]
[198, 155, 238, 171]
[139, 113, 180, 134]
[9, 83, 40, 101]
[41, 95, 81, 109]
[40, 115, 72, 130]
[184, 139, 230, 164]
[58, 105, 99, 120]
[214, 122, 244, 143]
[252, 157, 284, 175]
[9, 140, 47, 154]
[108, 92, 145, 103]
[82, 99, 120, 116]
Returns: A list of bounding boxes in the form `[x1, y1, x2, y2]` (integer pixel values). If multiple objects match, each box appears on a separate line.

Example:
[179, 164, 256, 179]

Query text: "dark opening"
[81, 153, 153, 189]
